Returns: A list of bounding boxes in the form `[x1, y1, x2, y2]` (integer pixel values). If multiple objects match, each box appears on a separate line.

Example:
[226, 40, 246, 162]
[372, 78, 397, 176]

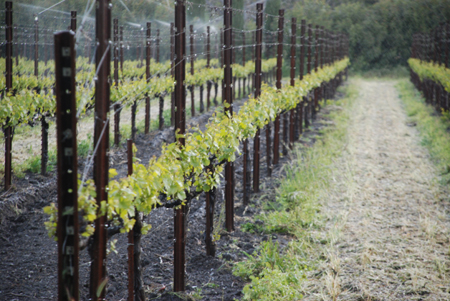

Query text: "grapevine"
[408, 58, 450, 93]
[43, 58, 350, 239]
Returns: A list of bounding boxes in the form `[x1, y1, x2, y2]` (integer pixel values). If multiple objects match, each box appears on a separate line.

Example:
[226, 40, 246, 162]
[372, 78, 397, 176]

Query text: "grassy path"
[303, 79, 450, 300]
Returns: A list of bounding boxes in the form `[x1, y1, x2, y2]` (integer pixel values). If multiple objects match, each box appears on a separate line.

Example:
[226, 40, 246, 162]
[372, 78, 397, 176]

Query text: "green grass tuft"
[397, 79, 450, 185]
[233, 82, 357, 300]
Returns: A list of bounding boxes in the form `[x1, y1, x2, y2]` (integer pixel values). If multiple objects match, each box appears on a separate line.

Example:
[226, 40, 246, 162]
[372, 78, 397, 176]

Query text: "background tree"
[264, 0, 281, 59]
[288, 0, 450, 71]
[233, 0, 245, 64]
[188, 0, 206, 22]
[5, 0, 450, 71]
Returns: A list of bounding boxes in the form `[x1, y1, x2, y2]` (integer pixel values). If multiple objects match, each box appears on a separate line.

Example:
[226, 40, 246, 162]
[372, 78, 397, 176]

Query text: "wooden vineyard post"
[319, 26, 324, 104]
[232, 30, 236, 101]
[120, 25, 124, 74]
[224, 0, 234, 232]
[313, 25, 319, 118]
[446, 23, 449, 69]
[4, 1, 13, 191]
[145, 22, 151, 134]
[131, 28, 140, 141]
[346, 34, 349, 79]
[305, 23, 312, 128]
[199, 32, 205, 113]
[426, 32, 432, 103]
[157, 29, 165, 130]
[113, 18, 121, 146]
[34, 14, 38, 77]
[174, 0, 187, 292]
[171, 22, 175, 125]
[126, 139, 145, 300]
[338, 33, 342, 87]
[70, 11, 77, 32]
[241, 31, 250, 206]
[324, 29, 329, 101]
[139, 29, 143, 67]
[253, 3, 263, 192]
[331, 30, 335, 90]
[190, 24, 195, 117]
[446, 24, 450, 110]
[205, 177, 216, 256]
[206, 26, 211, 110]
[127, 140, 135, 301]
[90, 0, 111, 299]
[273, 12, 281, 165]
[267, 10, 282, 176]
[221, 28, 224, 103]
[250, 31, 255, 94]
[205, 18, 216, 252]
[434, 28, 440, 109]
[336, 33, 340, 91]
[298, 19, 306, 137]
[54, 30, 79, 301]
[242, 31, 246, 97]
[214, 30, 219, 106]
[278, 10, 287, 159]
[242, 24, 250, 203]
[243, 138, 251, 205]
[14, 25, 18, 66]
[329, 30, 333, 99]
[433, 28, 438, 64]
[289, 17, 296, 147]
[34, 13, 46, 176]
[156, 28, 160, 64]
[136, 36, 140, 67]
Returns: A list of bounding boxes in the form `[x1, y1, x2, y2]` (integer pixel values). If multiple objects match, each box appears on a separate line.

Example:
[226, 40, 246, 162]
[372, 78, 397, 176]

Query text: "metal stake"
[224, 0, 234, 231]
[253, 3, 263, 192]
[145, 22, 151, 134]
[90, 0, 111, 299]
[4, 1, 13, 191]
[174, 0, 187, 292]
[55, 30, 79, 301]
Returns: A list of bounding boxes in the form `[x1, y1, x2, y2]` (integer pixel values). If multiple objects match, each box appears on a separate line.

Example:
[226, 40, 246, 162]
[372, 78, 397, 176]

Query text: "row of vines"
[409, 22, 450, 111]
[2, 1, 349, 300]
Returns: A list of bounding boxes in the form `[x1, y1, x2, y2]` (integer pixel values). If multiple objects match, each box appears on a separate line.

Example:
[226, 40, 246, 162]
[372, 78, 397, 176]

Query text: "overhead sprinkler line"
[37, 0, 67, 15]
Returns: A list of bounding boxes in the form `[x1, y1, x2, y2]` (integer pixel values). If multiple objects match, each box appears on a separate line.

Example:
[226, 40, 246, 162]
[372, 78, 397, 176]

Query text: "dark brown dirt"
[0, 89, 336, 301]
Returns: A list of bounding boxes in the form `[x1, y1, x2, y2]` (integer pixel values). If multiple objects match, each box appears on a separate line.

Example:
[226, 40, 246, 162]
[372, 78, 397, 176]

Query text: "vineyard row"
[2, 1, 350, 300]
[409, 22, 450, 112]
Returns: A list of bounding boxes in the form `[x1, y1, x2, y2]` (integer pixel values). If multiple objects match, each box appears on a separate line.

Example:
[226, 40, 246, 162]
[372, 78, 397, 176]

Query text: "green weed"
[397, 79, 450, 184]
[233, 82, 357, 300]
[233, 240, 286, 281]
[78, 134, 92, 157]
[241, 222, 263, 234]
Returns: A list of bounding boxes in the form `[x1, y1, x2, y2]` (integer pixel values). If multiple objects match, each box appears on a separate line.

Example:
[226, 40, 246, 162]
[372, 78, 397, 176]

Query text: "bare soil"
[302, 79, 450, 300]
[0, 82, 330, 300]
[4, 79, 446, 301]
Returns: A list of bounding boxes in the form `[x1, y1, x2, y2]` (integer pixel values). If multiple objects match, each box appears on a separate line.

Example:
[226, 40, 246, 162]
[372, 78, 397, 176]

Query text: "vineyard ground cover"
[0, 77, 343, 300]
[271, 78, 450, 300]
[0, 92, 234, 300]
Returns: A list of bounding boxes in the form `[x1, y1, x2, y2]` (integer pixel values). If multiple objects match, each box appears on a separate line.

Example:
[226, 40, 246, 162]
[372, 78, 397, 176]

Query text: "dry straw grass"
[302, 79, 450, 300]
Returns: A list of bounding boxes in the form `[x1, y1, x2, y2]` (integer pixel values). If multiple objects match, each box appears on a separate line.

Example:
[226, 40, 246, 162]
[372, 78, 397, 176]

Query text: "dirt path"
[304, 79, 450, 300]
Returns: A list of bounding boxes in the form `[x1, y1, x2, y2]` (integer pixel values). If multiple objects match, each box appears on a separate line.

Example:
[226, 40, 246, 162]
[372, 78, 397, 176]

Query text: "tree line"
[5, 0, 450, 71]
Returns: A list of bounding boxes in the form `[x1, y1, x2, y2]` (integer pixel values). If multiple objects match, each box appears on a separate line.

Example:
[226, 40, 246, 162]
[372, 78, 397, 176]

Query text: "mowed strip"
[304, 79, 450, 300]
